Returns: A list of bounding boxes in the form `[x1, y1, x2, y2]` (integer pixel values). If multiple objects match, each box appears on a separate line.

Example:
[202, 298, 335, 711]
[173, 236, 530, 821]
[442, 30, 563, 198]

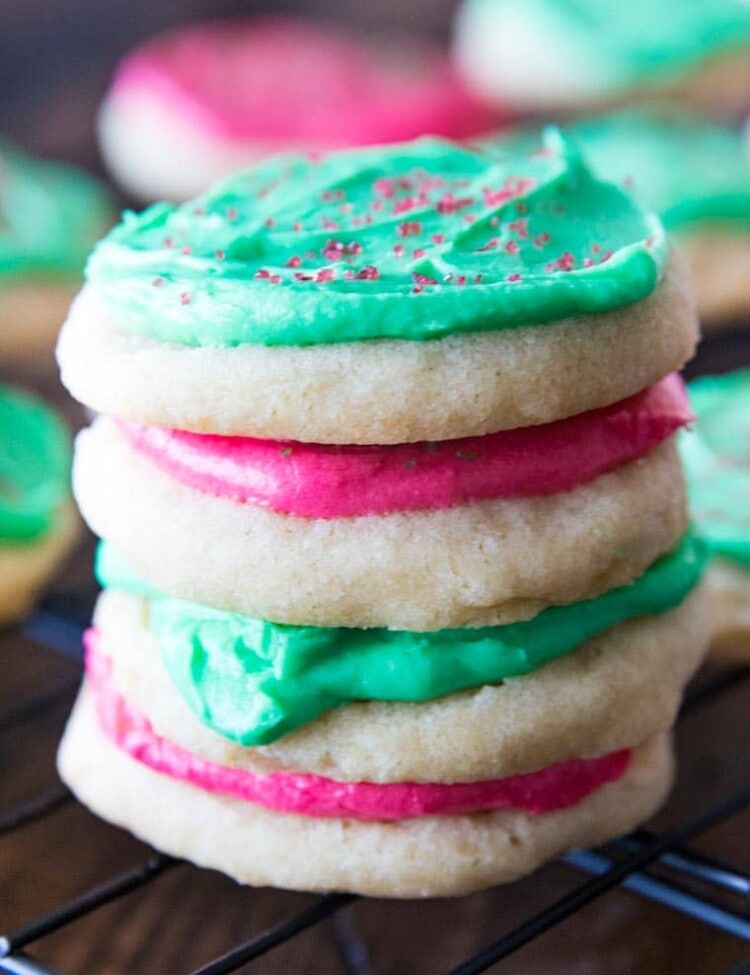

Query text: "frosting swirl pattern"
[87, 130, 666, 347]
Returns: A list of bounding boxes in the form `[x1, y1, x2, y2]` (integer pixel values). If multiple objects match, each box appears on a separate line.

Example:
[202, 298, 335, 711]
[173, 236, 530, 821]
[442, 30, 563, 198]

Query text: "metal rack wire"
[1, 601, 749, 975]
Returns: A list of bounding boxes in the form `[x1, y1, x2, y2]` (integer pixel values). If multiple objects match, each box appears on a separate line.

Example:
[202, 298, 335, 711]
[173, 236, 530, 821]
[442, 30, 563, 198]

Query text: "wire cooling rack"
[0, 596, 748, 975]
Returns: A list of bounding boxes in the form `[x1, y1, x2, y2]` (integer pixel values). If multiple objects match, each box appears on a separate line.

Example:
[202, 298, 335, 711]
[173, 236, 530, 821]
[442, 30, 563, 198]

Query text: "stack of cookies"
[58, 132, 708, 897]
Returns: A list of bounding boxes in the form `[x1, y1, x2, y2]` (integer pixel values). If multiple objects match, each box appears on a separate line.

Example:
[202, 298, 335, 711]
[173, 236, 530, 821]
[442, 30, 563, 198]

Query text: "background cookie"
[0, 384, 76, 625]
[453, 0, 750, 117]
[99, 17, 497, 201]
[682, 370, 750, 662]
[0, 140, 112, 362]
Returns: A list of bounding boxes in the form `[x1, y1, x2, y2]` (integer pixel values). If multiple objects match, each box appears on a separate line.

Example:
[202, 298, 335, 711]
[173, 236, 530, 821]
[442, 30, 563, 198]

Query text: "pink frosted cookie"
[99, 17, 499, 201]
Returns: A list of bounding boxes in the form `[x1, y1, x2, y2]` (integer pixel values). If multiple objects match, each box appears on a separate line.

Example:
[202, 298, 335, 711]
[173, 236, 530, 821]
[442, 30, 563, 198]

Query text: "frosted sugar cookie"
[99, 17, 497, 202]
[453, 0, 750, 117]
[58, 132, 698, 444]
[682, 370, 750, 663]
[0, 141, 112, 361]
[73, 379, 690, 629]
[0, 384, 76, 625]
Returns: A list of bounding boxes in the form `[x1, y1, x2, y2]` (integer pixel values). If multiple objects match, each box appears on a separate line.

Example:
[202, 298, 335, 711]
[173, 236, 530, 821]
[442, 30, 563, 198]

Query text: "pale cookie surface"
[75, 420, 686, 629]
[681, 231, 750, 325]
[0, 502, 78, 626]
[93, 587, 707, 783]
[58, 254, 696, 444]
[0, 281, 80, 361]
[58, 691, 673, 898]
[705, 560, 750, 664]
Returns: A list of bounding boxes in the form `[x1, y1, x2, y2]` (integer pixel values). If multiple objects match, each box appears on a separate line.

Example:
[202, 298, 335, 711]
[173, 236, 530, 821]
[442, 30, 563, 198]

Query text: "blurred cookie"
[0, 140, 112, 362]
[453, 0, 750, 117]
[99, 17, 497, 202]
[0, 384, 76, 625]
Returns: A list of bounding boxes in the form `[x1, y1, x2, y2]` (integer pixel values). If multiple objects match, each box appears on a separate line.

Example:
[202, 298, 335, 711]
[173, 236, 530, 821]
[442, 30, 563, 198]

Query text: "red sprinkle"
[356, 265, 380, 280]
[533, 232, 551, 249]
[152, 277, 164, 287]
[315, 269, 335, 283]
[412, 272, 438, 286]
[322, 218, 340, 230]
[432, 233, 445, 244]
[504, 240, 520, 255]
[507, 273, 522, 282]
[215, 250, 225, 261]
[436, 193, 473, 214]
[373, 178, 395, 198]
[181, 245, 192, 255]
[393, 244, 405, 257]
[285, 256, 302, 268]
[413, 248, 426, 259]
[476, 237, 499, 253]
[397, 221, 422, 238]
[322, 240, 363, 261]
[180, 292, 191, 305]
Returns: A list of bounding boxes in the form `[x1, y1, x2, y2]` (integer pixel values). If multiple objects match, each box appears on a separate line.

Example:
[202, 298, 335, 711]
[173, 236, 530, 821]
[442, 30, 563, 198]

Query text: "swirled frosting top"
[681, 370, 750, 567]
[457, 0, 750, 96]
[0, 384, 71, 541]
[0, 140, 112, 283]
[557, 112, 750, 232]
[112, 18, 496, 146]
[87, 130, 667, 347]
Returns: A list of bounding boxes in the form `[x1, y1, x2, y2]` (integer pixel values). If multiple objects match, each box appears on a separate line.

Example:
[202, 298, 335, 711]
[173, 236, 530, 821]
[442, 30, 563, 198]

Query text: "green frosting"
[0, 384, 71, 542]
[87, 130, 666, 347]
[481, 0, 750, 90]
[544, 111, 750, 233]
[0, 140, 112, 283]
[98, 534, 706, 745]
[682, 371, 750, 568]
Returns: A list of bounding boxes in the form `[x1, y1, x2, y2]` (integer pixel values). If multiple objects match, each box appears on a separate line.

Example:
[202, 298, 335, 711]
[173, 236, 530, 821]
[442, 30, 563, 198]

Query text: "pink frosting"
[87, 632, 631, 821]
[111, 17, 500, 145]
[117, 374, 691, 519]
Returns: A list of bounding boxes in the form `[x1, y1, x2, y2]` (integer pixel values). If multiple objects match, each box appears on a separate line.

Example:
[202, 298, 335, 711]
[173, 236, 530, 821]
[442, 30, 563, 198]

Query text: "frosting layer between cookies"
[87, 131, 666, 347]
[0, 384, 72, 541]
[0, 140, 111, 283]
[682, 370, 750, 568]
[86, 633, 631, 820]
[116, 375, 690, 517]
[97, 535, 706, 745]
